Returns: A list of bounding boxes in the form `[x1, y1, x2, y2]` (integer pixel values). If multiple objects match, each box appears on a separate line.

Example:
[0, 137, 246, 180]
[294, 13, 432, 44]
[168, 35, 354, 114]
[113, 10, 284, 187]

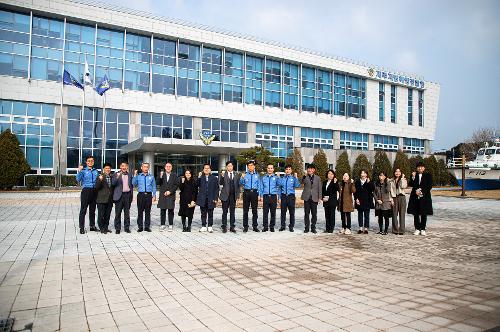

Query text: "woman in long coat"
[374, 172, 392, 235]
[338, 173, 356, 235]
[157, 163, 179, 231]
[322, 169, 339, 233]
[407, 162, 433, 236]
[178, 169, 198, 232]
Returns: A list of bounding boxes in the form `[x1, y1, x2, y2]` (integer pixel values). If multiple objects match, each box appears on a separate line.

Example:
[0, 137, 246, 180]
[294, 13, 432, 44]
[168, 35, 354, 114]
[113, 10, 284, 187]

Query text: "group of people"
[76, 156, 433, 236]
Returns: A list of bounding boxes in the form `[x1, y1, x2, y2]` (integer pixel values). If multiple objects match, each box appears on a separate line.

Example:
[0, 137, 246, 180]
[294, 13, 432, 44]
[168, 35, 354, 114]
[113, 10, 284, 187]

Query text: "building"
[0, 0, 440, 177]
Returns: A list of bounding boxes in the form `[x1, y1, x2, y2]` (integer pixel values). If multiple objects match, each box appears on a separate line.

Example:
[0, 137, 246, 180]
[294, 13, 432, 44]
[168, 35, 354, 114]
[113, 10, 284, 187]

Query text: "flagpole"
[79, 85, 85, 165]
[56, 18, 66, 191]
[102, 92, 106, 168]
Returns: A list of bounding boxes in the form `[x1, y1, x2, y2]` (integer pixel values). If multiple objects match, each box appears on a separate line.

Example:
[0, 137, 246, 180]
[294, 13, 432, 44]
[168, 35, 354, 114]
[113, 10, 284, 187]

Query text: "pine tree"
[285, 148, 305, 179]
[393, 150, 411, 178]
[437, 158, 450, 186]
[352, 154, 372, 180]
[424, 155, 439, 186]
[409, 155, 424, 171]
[312, 149, 329, 181]
[0, 129, 31, 189]
[335, 151, 351, 179]
[236, 146, 284, 173]
[372, 150, 392, 179]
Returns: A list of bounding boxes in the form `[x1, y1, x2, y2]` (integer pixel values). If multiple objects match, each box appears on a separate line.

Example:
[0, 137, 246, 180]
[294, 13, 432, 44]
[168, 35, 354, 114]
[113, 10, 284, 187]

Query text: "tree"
[459, 127, 498, 160]
[372, 150, 392, 179]
[352, 154, 372, 180]
[393, 150, 411, 178]
[409, 155, 424, 171]
[335, 151, 351, 178]
[436, 158, 450, 186]
[285, 148, 305, 179]
[424, 155, 439, 186]
[0, 129, 31, 189]
[312, 149, 329, 181]
[236, 146, 284, 173]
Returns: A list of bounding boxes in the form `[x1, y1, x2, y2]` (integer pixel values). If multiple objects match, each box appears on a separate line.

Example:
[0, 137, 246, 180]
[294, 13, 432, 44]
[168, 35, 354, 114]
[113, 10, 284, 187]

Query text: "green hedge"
[25, 175, 78, 189]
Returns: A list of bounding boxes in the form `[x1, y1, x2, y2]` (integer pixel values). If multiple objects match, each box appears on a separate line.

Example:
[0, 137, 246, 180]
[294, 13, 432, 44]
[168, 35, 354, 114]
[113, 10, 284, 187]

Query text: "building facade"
[0, 0, 440, 176]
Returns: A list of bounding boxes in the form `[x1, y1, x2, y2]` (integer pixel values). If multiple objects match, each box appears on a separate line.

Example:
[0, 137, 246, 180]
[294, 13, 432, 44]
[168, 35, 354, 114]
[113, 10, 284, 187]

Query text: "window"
[152, 37, 175, 95]
[334, 73, 346, 116]
[64, 22, 95, 85]
[67, 106, 104, 168]
[202, 118, 247, 143]
[407, 88, 413, 125]
[379, 82, 385, 121]
[96, 28, 124, 89]
[301, 128, 333, 149]
[374, 135, 398, 151]
[223, 51, 243, 103]
[30, 15, 64, 81]
[256, 123, 293, 158]
[283, 62, 298, 110]
[316, 69, 332, 114]
[301, 66, 315, 112]
[390, 85, 397, 123]
[403, 137, 424, 154]
[265, 59, 281, 108]
[105, 109, 129, 168]
[201, 47, 222, 100]
[340, 131, 368, 150]
[0, 99, 54, 170]
[346, 75, 366, 118]
[141, 112, 192, 140]
[245, 55, 263, 105]
[124, 33, 150, 92]
[177, 42, 199, 97]
[0, 10, 30, 78]
[418, 91, 424, 127]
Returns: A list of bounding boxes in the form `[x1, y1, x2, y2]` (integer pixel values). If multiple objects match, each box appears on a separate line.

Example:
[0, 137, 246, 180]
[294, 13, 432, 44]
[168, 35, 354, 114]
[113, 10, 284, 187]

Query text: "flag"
[95, 74, 110, 96]
[83, 55, 92, 85]
[63, 69, 84, 90]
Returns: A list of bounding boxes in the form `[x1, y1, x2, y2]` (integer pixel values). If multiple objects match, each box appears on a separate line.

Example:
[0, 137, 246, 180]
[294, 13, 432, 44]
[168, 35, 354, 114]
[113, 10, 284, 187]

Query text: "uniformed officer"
[76, 155, 99, 234]
[239, 160, 261, 232]
[258, 163, 281, 232]
[132, 162, 157, 232]
[278, 165, 300, 232]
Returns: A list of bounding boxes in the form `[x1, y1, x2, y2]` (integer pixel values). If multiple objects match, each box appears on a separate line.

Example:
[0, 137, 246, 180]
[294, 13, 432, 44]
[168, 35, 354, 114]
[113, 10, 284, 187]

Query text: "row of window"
[378, 82, 424, 127]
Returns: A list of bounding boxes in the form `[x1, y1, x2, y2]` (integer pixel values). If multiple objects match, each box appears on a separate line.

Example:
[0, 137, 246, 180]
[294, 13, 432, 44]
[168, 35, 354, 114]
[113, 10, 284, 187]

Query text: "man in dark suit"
[111, 161, 134, 234]
[407, 162, 433, 236]
[301, 164, 322, 233]
[95, 163, 114, 234]
[219, 161, 241, 233]
[157, 162, 179, 232]
[196, 163, 220, 233]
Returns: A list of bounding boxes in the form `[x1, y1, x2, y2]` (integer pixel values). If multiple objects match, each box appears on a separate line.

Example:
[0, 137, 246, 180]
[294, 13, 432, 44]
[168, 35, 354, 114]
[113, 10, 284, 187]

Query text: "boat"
[447, 139, 500, 190]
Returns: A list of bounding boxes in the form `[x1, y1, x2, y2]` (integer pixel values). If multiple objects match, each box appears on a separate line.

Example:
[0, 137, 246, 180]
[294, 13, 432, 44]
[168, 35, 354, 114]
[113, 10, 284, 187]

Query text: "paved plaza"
[0, 192, 499, 332]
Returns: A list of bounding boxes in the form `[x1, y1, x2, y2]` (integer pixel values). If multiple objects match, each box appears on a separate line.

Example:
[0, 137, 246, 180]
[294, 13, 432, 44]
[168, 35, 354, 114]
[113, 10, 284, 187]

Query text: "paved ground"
[0, 192, 499, 332]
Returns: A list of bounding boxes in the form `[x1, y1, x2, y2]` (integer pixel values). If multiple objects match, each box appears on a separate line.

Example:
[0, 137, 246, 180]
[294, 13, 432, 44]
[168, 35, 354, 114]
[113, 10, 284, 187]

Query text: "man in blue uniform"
[240, 160, 261, 232]
[259, 163, 281, 232]
[278, 165, 300, 232]
[132, 162, 156, 232]
[76, 155, 99, 234]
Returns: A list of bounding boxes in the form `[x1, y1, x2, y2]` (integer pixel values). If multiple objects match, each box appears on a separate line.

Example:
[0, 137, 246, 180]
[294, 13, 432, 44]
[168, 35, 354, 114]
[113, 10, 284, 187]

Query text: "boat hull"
[448, 168, 500, 190]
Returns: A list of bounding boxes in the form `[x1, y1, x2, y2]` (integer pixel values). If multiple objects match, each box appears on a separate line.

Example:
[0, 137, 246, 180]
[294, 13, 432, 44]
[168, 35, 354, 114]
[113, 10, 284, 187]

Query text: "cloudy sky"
[102, 0, 500, 151]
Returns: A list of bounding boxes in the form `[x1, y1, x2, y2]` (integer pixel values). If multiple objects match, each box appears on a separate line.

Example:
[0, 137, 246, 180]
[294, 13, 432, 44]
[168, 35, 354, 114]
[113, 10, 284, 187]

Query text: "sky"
[102, 0, 500, 151]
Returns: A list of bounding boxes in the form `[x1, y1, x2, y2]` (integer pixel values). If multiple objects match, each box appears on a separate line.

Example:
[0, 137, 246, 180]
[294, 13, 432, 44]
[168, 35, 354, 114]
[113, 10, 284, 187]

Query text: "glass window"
[0, 10, 30, 78]
[124, 33, 150, 92]
[152, 37, 175, 95]
[265, 59, 281, 108]
[300, 128, 333, 149]
[256, 123, 293, 158]
[403, 137, 425, 154]
[64, 22, 95, 85]
[374, 135, 399, 151]
[140, 111, 192, 140]
[391, 85, 397, 123]
[96, 27, 124, 89]
[316, 69, 332, 114]
[245, 55, 263, 105]
[201, 47, 221, 100]
[407, 88, 413, 125]
[202, 118, 247, 143]
[340, 131, 368, 150]
[177, 42, 199, 97]
[418, 91, 424, 127]
[223, 51, 243, 103]
[301, 66, 315, 112]
[379, 82, 385, 121]
[283, 62, 298, 110]
[334, 73, 346, 116]
[30, 15, 64, 81]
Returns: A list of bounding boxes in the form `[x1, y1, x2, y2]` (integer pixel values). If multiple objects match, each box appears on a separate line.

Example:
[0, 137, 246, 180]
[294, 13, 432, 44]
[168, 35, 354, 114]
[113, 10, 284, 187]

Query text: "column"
[218, 154, 228, 171]
[143, 151, 154, 173]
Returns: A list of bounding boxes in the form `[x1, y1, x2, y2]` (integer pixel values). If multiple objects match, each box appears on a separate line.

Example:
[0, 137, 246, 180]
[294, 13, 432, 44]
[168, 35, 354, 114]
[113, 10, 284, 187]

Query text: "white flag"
[84, 55, 92, 85]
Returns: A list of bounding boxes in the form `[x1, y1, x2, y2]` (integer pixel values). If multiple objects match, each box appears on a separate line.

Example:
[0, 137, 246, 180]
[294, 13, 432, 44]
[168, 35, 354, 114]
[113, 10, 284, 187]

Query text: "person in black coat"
[354, 170, 375, 234]
[196, 163, 220, 233]
[407, 162, 433, 236]
[95, 163, 114, 234]
[322, 169, 339, 233]
[178, 169, 198, 232]
[157, 162, 179, 231]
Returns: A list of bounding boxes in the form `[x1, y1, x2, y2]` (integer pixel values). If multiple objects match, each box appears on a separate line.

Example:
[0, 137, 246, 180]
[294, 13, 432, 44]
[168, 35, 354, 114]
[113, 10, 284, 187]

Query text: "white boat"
[447, 139, 500, 190]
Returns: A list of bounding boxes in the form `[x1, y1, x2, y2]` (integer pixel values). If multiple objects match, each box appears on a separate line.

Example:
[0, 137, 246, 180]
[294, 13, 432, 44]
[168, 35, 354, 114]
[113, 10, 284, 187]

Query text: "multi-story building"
[0, 0, 440, 176]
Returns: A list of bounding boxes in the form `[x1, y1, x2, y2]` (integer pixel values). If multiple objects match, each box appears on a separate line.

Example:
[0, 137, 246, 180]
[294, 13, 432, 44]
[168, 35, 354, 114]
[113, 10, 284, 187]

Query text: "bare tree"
[459, 127, 498, 159]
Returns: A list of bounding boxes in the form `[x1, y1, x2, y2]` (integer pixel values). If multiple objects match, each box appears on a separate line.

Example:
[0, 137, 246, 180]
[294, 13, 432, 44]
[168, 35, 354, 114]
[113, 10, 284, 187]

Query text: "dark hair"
[203, 163, 211, 169]
[120, 161, 129, 165]
[377, 171, 388, 187]
[416, 162, 425, 168]
[225, 161, 233, 166]
[184, 169, 193, 180]
[326, 169, 336, 179]
[165, 162, 172, 166]
[267, 162, 274, 167]
[285, 164, 292, 169]
[359, 169, 368, 176]
[307, 163, 316, 169]
[102, 162, 112, 168]
[85, 155, 94, 161]
[246, 160, 255, 166]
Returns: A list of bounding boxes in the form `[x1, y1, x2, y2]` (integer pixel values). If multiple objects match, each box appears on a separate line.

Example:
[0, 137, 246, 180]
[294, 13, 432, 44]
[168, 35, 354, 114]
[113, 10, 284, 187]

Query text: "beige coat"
[338, 181, 356, 212]
[389, 177, 408, 197]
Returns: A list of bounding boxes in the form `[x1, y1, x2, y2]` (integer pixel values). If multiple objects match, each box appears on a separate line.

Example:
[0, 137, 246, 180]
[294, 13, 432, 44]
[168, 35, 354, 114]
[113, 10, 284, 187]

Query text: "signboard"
[368, 68, 425, 89]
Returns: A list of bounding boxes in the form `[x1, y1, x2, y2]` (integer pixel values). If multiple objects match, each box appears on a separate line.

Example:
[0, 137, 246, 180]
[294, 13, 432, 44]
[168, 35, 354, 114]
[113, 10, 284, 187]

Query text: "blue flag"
[63, 69, 84, 90]
[95, 74, 110, 96]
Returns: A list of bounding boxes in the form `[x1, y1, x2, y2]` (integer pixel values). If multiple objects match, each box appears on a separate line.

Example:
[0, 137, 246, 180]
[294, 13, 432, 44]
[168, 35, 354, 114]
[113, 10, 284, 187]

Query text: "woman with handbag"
[178, 169, 198, 232]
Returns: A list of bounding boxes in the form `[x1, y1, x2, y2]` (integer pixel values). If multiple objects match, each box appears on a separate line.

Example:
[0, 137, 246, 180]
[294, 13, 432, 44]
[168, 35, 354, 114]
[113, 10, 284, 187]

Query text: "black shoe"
[279, 227, 286, 232]
[106, 229, 112, 233]
[253, 227, 260, 232]
[243, 227, 248, 233]
[182, 227, 187, 232]
[357, 230, 363, 234]
[270, 228, 275, 232]
[145, 228, 151, 232]
[115, 230, 120, 234]
[323, 230, 329, 233]
[377, 231, 383, 234]
[289, 228, 294, 232]
[79, 228, 86, 234]
[382, 231, 388, 235]
[262, 228, 269, 232]
[100, 229, 106, 234]
[222, 228, 227, 233]
[124, 229, 131, 233]
[137, 228, 143, 232]
[90, 227, 99, 232]
[399, 232, 404, 235]
[230, 227, 236, 233]
[304, 229, 309, 233]
[363, 230, 368, 234]
[311, 229, 317, 234]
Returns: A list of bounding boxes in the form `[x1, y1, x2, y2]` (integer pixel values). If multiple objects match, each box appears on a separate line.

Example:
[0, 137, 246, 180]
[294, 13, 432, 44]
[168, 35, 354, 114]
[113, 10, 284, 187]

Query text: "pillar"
[143, 151, 154, 174]
[218, 154, 228, 171]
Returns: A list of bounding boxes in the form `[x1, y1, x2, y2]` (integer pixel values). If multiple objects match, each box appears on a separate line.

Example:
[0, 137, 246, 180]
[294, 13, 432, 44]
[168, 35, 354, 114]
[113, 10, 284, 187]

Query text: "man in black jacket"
[95, 163, 114, 234]
[196, 163, 220, 233]
[408, 162, 433, 236]
[354, 170, 375, 234]
[219, 161, 240, 233]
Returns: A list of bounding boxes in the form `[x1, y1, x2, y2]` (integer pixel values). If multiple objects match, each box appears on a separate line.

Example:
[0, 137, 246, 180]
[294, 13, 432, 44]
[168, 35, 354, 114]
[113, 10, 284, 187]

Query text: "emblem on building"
[368, 68, 375, 77]
[200, 130, 216, 146]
